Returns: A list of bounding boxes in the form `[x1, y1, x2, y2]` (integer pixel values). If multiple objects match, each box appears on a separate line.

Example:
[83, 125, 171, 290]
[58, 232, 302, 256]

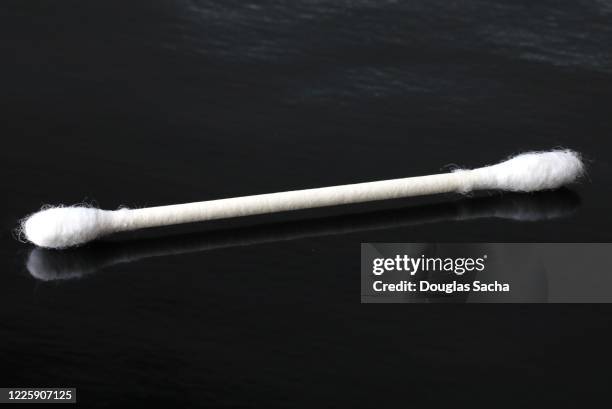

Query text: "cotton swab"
[20, 149, 584, 249]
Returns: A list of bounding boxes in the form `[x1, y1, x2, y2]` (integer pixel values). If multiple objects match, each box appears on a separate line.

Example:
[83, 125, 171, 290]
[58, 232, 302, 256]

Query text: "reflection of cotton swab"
[21, 149, 584, 249]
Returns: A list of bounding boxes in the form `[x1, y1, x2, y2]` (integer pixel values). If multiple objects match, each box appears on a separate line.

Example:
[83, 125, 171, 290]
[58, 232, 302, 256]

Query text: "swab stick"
[21, 149, 584, 249]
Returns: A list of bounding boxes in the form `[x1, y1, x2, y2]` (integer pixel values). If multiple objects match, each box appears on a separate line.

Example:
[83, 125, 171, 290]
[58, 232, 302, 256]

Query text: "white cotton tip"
[21, 206, 111, 249]
[465, 149, 585, 192]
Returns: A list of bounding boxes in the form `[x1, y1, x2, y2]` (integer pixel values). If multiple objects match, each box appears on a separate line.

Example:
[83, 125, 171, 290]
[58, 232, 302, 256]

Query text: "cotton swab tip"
[464, 149, 584, 192]
[22, 207, 110, 249]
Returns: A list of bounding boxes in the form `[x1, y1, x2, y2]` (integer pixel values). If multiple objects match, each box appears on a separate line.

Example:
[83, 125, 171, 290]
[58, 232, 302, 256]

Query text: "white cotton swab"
[21, 149, 584, 249]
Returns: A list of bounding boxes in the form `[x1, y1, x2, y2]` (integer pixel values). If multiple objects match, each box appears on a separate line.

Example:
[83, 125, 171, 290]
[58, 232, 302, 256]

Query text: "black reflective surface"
[2, 1, 612, 406]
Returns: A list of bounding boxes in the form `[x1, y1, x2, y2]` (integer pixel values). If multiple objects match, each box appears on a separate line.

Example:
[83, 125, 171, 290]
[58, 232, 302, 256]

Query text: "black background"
[1, 0, 612, 406]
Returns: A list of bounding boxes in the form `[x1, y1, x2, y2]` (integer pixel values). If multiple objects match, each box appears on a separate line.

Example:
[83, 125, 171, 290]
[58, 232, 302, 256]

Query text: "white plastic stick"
[21, 149, 584, 249]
